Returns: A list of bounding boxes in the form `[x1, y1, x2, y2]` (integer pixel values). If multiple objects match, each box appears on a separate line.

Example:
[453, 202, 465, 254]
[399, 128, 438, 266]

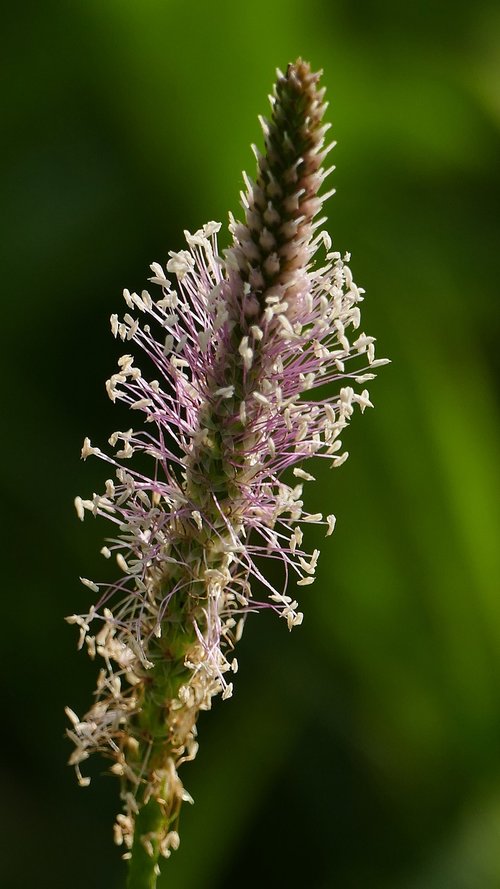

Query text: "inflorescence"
[67, 58, 387, 867]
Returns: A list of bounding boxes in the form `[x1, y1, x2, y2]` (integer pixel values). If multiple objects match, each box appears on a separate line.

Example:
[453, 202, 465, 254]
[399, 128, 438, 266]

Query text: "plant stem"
[126, 798, 164, 889]
[125, 597, 196, 888]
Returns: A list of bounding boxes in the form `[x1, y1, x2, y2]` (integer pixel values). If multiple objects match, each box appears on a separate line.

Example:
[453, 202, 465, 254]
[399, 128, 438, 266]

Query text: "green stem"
[125, 594, 197, 888]
[126, 798, 164, 889]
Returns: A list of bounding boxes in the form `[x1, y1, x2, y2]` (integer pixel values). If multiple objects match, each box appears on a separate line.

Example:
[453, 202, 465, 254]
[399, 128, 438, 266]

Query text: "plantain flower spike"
[67, 58, 387, 880]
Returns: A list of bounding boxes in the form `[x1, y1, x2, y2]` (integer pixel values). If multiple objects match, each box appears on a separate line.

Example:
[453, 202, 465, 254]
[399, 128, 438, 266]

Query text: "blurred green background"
[2, 1, 500, 887]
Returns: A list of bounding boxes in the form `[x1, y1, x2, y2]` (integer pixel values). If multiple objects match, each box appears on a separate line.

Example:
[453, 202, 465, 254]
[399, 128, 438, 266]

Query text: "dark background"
[2, 1, 500, 887]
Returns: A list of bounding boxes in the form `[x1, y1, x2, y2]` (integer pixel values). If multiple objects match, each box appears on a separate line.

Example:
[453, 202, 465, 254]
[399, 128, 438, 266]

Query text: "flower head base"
[67, 59, 387, 869]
